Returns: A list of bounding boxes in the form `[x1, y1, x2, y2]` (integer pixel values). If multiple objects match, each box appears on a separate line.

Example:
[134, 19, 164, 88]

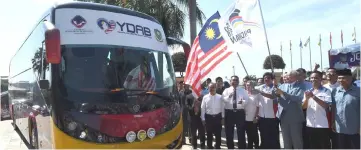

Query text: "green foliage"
[263, 54, 286, 69]
[244, 75, 257, 81]
[172, 52, 186, 72]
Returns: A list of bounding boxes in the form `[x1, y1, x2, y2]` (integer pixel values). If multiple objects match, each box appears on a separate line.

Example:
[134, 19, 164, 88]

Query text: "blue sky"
[0, 0, 360, 80]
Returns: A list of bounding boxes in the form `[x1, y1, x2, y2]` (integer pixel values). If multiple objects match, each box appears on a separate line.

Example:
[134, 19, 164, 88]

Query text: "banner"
[329, 43, 360, 69]
[218, 0, 265, 51]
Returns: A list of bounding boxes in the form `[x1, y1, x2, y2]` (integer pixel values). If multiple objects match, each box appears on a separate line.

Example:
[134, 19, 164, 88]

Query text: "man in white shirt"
[302, 71, 332, 149]
[245, 81, 261, 149]
[324, 68, 340, 91]
[256, 72, 281, 149]
[201, 83, 224, 149]
[323, 67, 339, 149]
[222, 76, 249, 149]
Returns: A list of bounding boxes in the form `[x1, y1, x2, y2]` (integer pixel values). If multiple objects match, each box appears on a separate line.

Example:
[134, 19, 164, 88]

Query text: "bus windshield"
[55, 45, 177, 113]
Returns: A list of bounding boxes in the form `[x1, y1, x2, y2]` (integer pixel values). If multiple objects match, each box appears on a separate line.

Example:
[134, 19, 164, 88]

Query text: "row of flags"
[184, 0, 265, 97]
[286, 27, 357, 52]
[184, 0, 358, 97]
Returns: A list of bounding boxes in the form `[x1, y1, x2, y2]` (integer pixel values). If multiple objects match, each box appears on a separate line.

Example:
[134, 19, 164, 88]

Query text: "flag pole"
[257, 0, 275, 74]
[319, 34, 323, 70]
[232, 66, 235, 76]
[309, 36, 312, 71]
[354, 26, 357, 44]
[341, 30, 344, 47]
[281, 42, 283, 73]
[236, 52, 249, 77]
[300, 39, 302, 68]
[290, 40, 293, 70]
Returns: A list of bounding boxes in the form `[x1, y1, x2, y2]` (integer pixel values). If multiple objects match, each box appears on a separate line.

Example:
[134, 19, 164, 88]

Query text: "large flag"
[304, 36, 310, 47]
[184, 12, 232, 97]
[218, 0, 265, 50]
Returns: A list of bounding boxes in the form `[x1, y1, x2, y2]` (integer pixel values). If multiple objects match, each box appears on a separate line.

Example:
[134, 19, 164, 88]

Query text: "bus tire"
[30, 121, 39, 149]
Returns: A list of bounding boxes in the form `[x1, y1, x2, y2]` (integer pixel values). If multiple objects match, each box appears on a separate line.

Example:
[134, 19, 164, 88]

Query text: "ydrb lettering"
[116, 22, 151, 36]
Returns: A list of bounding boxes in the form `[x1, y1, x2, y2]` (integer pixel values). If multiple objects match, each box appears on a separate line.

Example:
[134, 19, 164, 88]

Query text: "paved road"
[0, 120, 283, 149]
[0, 120, 28, 150]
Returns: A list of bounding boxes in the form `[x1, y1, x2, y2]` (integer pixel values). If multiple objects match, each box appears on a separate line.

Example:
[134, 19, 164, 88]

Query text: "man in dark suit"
[186, 89, 206, 149]
[215, 77, 225, 95]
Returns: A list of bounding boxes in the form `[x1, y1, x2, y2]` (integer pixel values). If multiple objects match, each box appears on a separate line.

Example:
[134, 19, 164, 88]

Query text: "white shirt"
[324, 82, 340, 91]
[222, 86, 249, 110]
[245, 93, 260, 121]
[258, 84, 276, 118]
[201, 94, 225, 121]
[304, 87, 332, 128]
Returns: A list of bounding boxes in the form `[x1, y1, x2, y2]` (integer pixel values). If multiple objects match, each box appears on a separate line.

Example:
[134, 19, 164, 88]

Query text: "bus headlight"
[125, 131, 136, 143]
[67, 121, 77, 131]
[147, 128, 156, 139]
[137, 130, 147, 141]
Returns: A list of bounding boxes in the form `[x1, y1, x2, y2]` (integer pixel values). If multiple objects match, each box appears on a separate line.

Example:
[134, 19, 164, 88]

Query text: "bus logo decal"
[97, 18, 116, 34]
[71, 15, 87, 28]
[154, 29, 163, 42]
[132, 105, 140, 113]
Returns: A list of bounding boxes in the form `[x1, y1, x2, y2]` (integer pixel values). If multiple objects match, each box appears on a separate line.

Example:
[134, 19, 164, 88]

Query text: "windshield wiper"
[109, 88, 172, 101]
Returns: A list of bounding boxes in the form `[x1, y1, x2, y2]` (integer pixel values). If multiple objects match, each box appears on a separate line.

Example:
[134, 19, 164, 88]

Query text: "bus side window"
[41, 40, 51, 107]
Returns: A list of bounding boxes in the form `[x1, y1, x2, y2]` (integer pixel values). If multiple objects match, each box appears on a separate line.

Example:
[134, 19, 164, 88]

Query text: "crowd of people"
[177, 66, 360, 149]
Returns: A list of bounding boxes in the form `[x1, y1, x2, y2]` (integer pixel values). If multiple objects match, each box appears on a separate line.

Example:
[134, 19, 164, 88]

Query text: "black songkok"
[336, 69, 352, 76]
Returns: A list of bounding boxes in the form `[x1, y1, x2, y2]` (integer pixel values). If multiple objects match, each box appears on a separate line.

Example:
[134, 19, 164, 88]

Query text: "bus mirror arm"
[39, 80, 49, 89]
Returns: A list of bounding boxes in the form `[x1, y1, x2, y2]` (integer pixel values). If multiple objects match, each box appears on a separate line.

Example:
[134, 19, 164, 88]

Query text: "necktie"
[233, 88, 237, 109]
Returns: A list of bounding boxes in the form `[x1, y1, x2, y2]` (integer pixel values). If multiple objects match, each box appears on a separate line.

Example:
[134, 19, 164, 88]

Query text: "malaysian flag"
[184, 12, 233, 97]
[124, 60, 156, 91]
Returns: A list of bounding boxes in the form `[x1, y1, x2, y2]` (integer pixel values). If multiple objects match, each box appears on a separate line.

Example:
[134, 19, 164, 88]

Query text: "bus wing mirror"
[44, 21, 61, 64]
[39, 80, 49, 89]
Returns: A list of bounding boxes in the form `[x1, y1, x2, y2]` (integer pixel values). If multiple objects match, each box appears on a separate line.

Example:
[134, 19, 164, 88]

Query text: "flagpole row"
[257, 0, 275, 74]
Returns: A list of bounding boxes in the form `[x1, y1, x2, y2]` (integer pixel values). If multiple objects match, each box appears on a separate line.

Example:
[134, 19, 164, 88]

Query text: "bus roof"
[52, 2, 161, 25]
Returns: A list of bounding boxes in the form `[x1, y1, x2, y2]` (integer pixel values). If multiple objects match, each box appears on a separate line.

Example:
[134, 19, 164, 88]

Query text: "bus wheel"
[30, 122, 39, 149]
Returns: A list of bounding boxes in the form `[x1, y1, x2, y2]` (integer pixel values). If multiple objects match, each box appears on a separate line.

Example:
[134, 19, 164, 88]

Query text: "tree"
[263, 54, 286, 70]
[31, 48, 49, 80]
[244, 75, 257, 81]
[78, 0, 206, 39]
[172, 52, 187, 76]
